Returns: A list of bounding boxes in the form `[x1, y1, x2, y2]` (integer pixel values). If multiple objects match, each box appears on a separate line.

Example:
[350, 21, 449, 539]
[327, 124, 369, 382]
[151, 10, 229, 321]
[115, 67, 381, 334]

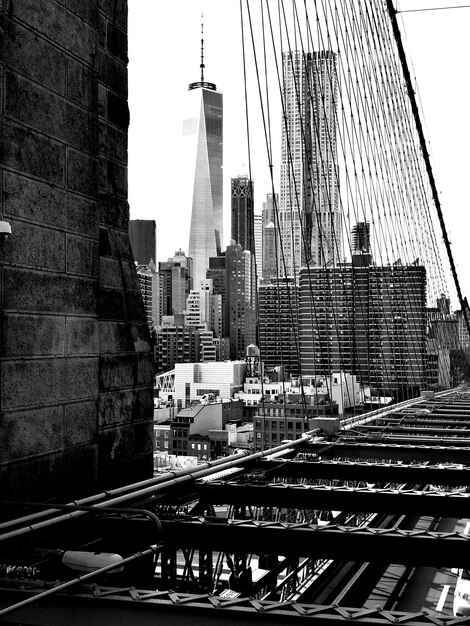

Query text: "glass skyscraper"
[231, 176, 254, 255]
[184, 76, 223, 287]
[128, 219, 156, 265]
[279, 50, 340, 276]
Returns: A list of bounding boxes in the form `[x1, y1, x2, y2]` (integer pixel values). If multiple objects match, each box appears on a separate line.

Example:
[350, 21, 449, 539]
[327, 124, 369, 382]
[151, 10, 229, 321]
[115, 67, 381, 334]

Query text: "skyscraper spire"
[200, 14, 205, 82]
[188, 13, 216, 92]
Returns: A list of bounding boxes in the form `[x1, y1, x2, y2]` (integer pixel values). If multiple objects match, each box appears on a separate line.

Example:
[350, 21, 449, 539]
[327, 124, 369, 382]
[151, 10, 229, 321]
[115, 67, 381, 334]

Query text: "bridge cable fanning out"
[239, 0, 470, 411]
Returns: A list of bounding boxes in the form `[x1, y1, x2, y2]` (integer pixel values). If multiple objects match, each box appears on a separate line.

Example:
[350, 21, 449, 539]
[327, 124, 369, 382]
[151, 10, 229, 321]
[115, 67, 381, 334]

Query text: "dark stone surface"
[66, 317, 99, 355]
[98, 194, 129, 229]
[2, 313, 66, 357]
[107, 24, 127, 62]
[99, 353, 136, 392]
[97, 289, 126, 320]
[10, 0, 96, 65]
[98, 320, 134, 353]
[3, 268, 97, 314]
[65, 400, 98, 446]
[0, 0, 153, 505]
[4, 70, 66, 139]
[106, 159, 128, 197]
[99, 0, 127, 30]
[107, 91, 129, 130]
[97, 49, 128, 94]
[67, 58, 97, 109]
[66, 0, 99, 25]
[67, 149, 99, 196]
[0, 445, 99, 503]
[0, 405, 64, 461]
[0, 18, 66, 94]
[4, 171, 99, 235]
[1, 122, 65, 185]
[66, 235, 99, 277]
[99, 120, 127, 162]
[7, 219, 66, 271]
[2, 357, 99, 409]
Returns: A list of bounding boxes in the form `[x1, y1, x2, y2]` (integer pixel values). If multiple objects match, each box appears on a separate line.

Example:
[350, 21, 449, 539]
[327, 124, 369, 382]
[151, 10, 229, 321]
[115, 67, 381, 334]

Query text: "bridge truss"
[2, 388, 470, 623]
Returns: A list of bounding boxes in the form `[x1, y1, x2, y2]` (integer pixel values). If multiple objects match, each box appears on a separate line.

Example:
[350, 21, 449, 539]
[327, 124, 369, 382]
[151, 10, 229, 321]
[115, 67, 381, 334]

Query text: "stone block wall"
[0, 0, 154, 504]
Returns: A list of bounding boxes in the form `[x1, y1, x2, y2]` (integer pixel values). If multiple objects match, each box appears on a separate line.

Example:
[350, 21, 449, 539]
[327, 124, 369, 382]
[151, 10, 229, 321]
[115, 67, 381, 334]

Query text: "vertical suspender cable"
[386, 0, 470, 342]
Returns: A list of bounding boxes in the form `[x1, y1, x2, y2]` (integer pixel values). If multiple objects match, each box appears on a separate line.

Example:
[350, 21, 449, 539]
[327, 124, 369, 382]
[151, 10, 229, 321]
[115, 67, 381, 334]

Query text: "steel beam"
[160, 518, 470, 567]
[351, 434, 470, 446]
[395, 408, 470, 418]
[0, 586, 460, 626]
[393, 411, 470, 420]
[357, 425, 470, 437]
[254, 459, 470, 485]
[306, 441, 470, 463]
[197, 482, 470, 516]
[376, 417, 470, 427]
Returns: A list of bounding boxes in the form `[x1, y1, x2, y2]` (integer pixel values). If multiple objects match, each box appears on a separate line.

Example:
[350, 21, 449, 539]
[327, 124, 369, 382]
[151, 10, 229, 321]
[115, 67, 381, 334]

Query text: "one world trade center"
[184, 30, 223, 287]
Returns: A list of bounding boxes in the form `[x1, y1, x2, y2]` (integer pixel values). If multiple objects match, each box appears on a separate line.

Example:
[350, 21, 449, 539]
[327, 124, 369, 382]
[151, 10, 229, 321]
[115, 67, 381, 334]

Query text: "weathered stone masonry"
[0, 0, 154, 503]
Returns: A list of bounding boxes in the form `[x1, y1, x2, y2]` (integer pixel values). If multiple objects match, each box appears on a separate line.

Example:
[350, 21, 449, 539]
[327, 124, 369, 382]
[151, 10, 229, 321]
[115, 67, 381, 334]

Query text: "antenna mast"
[200, 14, 205, 82]
[188, 13, 216, 91]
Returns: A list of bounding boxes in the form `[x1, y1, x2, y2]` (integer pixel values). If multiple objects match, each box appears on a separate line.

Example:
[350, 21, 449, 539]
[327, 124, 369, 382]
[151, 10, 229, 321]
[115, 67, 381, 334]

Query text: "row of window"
[255, 419, 304, 430]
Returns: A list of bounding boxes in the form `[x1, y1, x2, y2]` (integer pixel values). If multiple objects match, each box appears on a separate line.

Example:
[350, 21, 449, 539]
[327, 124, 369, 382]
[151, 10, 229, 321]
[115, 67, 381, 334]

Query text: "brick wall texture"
[0, 0, 154, 503]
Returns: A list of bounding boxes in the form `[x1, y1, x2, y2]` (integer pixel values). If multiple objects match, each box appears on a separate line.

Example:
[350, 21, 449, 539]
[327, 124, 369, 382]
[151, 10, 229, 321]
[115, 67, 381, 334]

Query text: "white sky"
[128, 0, 470, 302]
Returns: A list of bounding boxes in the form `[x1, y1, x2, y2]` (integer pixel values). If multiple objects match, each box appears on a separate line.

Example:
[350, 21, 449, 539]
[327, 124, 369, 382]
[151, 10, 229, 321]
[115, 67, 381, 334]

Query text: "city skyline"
[3, 4, 470, 617]
[128, 0, 470, 301]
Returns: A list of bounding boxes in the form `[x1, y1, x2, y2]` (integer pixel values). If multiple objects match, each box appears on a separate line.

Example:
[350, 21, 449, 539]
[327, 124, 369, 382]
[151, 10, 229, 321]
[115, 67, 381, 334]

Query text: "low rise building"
[253, 397, 338, 450]
[166, 399, 244, 459]
[209, 423, 254, 458]
[154, 423, 171, 453]
[174, 361, 246, 408]
[299, 372, 365, 414]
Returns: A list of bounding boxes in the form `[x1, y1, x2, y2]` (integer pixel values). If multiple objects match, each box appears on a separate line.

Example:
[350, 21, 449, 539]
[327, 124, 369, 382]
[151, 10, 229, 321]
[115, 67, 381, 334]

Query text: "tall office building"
[299, 225, 427, 398]
[185, 38, 223, 287]
[262, 193, 278, 282]
[185, 279, 223, 340]
[129, 219, 156, 265]
[262, 193, 276, 227]
[226, 242, 257, 360]
[258, 278, 300, 376]
[254, 214, 262, 279]
[184, 279, 223, 367]
[157, 250, 193, 326]
[279, 51, 340, 276]
[231, 176, 254, 255]
[207, 255, 227, 335]
[136, 261, 158, 328]
[456, 306, 470, 349]
[155, 324, 201, 374]
[263, 223, 278, 283]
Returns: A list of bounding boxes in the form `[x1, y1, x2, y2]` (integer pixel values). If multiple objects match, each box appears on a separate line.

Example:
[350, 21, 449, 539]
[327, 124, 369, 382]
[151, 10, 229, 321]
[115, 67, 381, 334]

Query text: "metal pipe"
[341, 388, 456, 431]
[0, 436, 312, 544]
[0, 544, 162, 618]
[0, 451, 251, 533]
[3, 502, 162, 536]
